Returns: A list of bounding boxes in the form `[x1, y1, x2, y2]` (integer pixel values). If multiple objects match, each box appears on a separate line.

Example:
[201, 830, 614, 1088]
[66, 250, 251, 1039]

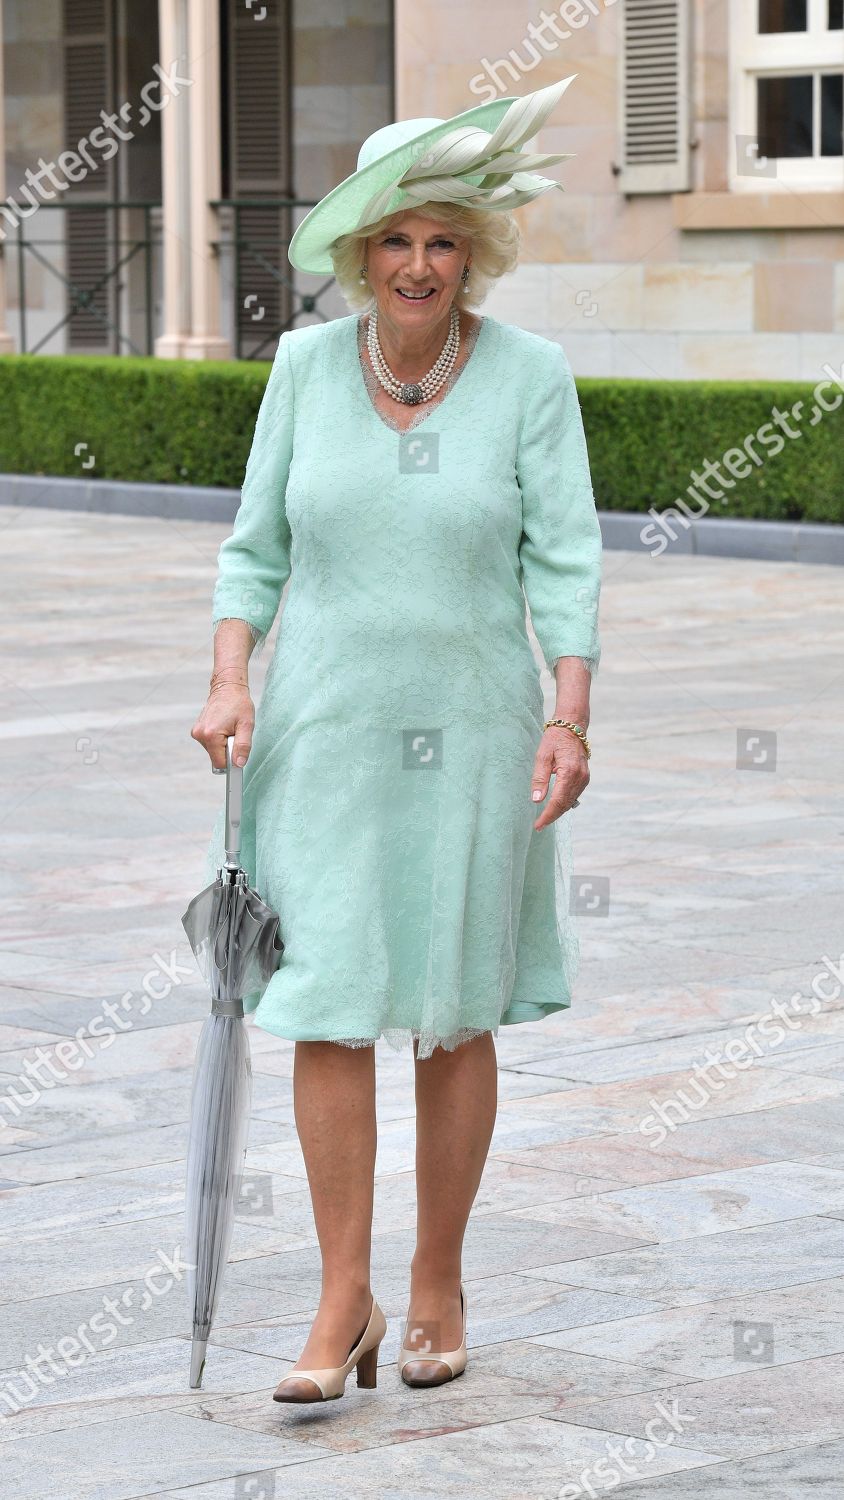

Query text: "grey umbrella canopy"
[181, 736, 283, 1388]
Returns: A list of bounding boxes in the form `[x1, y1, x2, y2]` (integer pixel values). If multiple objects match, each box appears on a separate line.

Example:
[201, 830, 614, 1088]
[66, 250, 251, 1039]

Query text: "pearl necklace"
[367, 305, 460, 405]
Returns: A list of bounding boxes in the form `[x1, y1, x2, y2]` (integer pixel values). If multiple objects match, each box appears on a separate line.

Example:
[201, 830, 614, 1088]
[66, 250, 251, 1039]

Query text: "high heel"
[355, 1339, 379, 1389]
[272, 1296, 387, 1403]
[399, 1281, 468, 1387]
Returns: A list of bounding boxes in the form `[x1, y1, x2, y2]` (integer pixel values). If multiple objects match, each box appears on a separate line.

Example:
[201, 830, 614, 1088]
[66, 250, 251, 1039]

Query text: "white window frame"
[730, 0, 844, 192]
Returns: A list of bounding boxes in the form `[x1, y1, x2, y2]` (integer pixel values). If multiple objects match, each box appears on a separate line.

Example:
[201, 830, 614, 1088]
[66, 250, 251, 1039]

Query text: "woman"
[191, 76, 601, 1404]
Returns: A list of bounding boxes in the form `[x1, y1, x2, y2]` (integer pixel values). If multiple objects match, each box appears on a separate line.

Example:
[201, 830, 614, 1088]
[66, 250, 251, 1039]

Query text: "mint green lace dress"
[204, 311, 602, 1059]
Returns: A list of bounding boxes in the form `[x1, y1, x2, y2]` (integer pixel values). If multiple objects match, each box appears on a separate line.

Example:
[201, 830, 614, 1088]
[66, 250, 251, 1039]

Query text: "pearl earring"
[461, 265, 470, 293]
[359, 264, 368, 284]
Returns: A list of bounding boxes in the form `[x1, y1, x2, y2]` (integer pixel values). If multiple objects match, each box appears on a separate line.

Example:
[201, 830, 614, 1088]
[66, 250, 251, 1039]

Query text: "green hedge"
[579, 376, 844, 525]
[0, 354, 267, 490]
[1, 354, 842, 524]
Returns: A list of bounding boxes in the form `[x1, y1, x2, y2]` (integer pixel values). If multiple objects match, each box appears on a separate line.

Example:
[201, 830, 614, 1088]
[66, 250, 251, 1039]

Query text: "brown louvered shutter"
[619, 0, 692, 193]
[227, 0, 292, 354]
[62, 0, 115, 350]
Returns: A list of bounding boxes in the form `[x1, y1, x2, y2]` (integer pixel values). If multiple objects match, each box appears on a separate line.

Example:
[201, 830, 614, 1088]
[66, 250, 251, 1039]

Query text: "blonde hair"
[330, 201, 521, 312]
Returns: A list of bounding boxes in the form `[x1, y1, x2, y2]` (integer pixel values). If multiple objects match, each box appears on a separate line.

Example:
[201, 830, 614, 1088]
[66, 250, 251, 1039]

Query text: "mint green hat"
[287, 75, 578, 276]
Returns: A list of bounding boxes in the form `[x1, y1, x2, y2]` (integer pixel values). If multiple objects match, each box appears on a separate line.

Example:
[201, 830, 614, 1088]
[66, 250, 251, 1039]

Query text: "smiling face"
[364, 212, 472, 336]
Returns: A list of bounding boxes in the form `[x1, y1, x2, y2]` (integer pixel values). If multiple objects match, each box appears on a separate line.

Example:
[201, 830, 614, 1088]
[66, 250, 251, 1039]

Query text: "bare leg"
[404, 1031, 498, 1374]
[281, 1040, 377, 1396]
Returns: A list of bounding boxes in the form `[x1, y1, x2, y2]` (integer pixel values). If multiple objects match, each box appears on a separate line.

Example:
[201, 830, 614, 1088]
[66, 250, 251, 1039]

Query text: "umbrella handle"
[211, 734, 243, 866]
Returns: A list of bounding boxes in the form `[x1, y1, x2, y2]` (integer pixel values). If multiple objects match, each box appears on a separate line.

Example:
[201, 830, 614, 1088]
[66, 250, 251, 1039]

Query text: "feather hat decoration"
[287, 75, 578, 276]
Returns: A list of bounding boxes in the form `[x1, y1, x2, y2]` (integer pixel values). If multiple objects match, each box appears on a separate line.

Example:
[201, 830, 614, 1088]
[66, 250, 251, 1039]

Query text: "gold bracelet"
[543, 718, 591, 758]
[210, 670, 249, 690]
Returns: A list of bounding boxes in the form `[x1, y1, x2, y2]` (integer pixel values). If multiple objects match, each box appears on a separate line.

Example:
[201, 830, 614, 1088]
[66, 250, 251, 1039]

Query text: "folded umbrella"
[181, 735, 283, 1388]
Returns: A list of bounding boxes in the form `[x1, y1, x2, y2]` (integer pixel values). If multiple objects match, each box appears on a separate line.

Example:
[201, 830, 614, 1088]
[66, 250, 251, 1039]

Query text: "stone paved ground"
[1, 505, 844, 1499]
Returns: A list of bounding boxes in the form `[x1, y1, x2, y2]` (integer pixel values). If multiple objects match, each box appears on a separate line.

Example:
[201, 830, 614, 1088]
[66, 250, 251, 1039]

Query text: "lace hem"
[304, 1025, 495, 1060]
[548, 653, 599, 679]
[212, 615, 269, 661]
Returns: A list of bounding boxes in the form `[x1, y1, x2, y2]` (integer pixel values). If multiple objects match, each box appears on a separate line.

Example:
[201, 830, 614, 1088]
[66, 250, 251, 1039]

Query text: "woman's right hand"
[191, 680, 255, 770]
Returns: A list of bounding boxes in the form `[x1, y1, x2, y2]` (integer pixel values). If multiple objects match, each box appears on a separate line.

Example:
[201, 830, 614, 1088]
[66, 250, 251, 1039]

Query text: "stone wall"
[394, 0, 844, 379]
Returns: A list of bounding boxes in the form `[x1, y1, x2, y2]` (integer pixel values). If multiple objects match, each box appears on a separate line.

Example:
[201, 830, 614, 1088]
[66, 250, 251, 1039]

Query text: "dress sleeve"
[516, 341, 602, 676]
[211, 333, 294, 651]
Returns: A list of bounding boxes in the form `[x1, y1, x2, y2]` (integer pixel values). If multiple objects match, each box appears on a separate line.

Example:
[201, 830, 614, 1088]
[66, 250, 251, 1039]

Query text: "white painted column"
[155, 0, 230, 360]
[0, 0, 19, 354]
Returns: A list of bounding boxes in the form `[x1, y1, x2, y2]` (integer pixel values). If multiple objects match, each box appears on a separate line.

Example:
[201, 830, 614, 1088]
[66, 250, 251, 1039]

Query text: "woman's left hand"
[530, 726, 590, 830]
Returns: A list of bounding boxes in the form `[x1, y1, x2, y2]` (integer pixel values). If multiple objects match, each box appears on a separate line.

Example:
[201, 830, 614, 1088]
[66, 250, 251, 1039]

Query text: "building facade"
[0, 0, 842, 376]
[0, 0, 393, 358]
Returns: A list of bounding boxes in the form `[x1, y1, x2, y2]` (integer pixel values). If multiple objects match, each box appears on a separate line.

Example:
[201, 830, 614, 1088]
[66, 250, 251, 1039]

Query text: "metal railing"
[3, 200, 161, 356]
[210, 198, 336, 359]
[2, 196, 336, 360]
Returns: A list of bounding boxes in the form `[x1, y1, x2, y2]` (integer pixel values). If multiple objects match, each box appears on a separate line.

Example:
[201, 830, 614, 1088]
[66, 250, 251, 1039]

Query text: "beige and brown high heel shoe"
[399, 1281, 468, 1387]
[273, 1295, 387, 1403]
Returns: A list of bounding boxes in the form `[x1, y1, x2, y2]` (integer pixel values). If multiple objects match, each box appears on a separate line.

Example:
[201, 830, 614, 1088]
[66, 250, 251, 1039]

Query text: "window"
[731, 0, 844, 189]
[759, 1, 807, 31]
